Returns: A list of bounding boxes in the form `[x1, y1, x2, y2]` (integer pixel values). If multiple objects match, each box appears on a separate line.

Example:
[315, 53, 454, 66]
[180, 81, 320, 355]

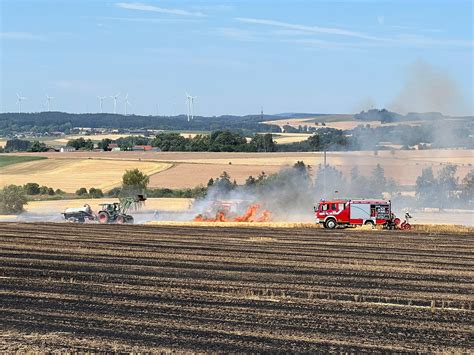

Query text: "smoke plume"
[390, 59, 469, 116]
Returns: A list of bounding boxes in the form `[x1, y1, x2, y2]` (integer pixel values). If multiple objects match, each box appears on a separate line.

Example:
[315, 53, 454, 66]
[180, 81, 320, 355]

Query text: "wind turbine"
[16, 93, 26, 113]
[185, 93, 191, 121]
[123, 93, 132, 115]
[97, 96, 107, 113]
[45, 94, 54, 111]
[110, 93, 120, 114]
[190, 95, 197, 120]
[185, 92, 197, 121]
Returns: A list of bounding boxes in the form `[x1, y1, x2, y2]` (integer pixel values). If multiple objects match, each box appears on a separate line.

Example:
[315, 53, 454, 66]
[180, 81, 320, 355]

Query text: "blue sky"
[1, 0, 473, 116]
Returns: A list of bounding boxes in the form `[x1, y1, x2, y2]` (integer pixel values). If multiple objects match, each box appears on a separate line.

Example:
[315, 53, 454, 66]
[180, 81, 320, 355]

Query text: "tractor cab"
[99, 202, 120, 214]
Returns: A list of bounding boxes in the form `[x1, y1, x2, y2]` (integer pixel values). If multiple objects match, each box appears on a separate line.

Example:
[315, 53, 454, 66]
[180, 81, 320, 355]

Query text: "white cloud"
[0, 32, 46, 41]
[235, 17, 380, 41]
[216, 27, 257, 41]
[391, 34, 473, 48]
[115, 2, 205, 17]
[234, 18, 473, 49]
[98, 16, 198, 24]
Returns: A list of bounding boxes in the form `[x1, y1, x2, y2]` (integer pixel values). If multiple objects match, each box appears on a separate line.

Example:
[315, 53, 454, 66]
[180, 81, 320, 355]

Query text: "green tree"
[415, 167, 437, 206]
[371, 164, 386, 198]
[0, 185, 27, 214]
[5, 139, 31, 152]
[98, 138, 112, 151]
[28, 140, 48, 152]
[47, 187, 56, 196]
[89, 187, 104, 198]
[308, 134, 321, 151]
[460, 170, 474, 206]
[151, 133, 187, 151]
[76, 187, 88, 196]
[122, 169, 150, 189]
[107, 187, 122, 197]
[121, 169, 150, 196]
[293, 161, 310, 174]
[23, 182, 40, 195]
[213, 171, 234, 192]
[245, 176, 256, 187]
[39, 185, 49, 194]
[67, 137, 94, 151]
[437, 164, 459, 208]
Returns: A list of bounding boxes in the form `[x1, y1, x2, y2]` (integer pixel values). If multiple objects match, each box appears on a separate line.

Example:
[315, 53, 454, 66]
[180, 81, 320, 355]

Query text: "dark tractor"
[97, 195, 147, 224]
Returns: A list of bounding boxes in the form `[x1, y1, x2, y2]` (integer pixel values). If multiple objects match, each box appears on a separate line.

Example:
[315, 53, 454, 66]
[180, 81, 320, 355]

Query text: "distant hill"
[354, 108, 472, 123]
[272, 113, 326, 118]
[0, 112, 282, 135]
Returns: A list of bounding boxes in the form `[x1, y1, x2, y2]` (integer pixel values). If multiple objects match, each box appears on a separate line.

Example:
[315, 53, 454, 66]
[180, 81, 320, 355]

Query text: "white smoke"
[390, 59, 469, 116]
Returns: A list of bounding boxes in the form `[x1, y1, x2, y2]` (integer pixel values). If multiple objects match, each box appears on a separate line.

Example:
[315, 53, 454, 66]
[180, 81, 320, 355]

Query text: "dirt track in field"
[0, 223, 472, 352]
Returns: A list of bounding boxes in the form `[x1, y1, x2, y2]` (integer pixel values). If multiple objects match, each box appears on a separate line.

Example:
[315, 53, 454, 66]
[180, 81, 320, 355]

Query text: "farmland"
[0, 155, 47, 168]
[0, 222, 472, 352]
[0, 157, 171, 192]
[3, 149, 473, 189]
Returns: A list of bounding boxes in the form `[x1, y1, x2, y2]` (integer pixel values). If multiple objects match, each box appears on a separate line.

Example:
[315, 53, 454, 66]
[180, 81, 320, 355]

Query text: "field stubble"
[0, 222, 472, 352]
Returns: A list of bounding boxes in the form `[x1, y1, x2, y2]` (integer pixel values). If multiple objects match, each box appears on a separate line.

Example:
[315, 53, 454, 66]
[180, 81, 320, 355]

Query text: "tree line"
[0, 112, 280, 135]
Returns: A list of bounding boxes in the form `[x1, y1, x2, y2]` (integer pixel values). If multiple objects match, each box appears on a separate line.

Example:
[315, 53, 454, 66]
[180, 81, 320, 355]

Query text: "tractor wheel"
[325, 219, 337, 229]
[402, 223, 411, 230]
[98, 211, 109, 224]
[116, 215, 125, 224]
[393, 218, 401, 226]
[125, 215, 134, 224]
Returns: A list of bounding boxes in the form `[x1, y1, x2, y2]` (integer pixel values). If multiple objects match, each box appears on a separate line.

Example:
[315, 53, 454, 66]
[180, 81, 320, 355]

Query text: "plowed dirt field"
[0, 223, 472, 352]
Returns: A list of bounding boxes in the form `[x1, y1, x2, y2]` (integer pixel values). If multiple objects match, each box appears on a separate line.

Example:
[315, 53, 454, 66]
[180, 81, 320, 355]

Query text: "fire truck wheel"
[364, 220, 375, 228]
[325, 219, 337, 229]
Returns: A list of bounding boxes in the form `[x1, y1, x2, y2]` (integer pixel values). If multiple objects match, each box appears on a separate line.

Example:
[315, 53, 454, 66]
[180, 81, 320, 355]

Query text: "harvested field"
[3, 149, 473, 188]
[149, 163, 281, 188]
[272, 133, 312, 144]
[24, 198, 193, 214]
[0, 222, 472, 352]
[0, 158, 171, 192]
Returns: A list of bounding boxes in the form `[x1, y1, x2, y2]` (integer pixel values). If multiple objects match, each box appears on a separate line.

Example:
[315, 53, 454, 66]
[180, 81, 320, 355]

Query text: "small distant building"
[60, 146, 76, 153]
[132, 145, 154, 151]
[111, 147, 121, 152]
[107, 143, 119, 150]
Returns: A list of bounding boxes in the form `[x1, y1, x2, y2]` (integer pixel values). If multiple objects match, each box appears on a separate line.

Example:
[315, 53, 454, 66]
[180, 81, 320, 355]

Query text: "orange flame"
[193, 203, 272, 223]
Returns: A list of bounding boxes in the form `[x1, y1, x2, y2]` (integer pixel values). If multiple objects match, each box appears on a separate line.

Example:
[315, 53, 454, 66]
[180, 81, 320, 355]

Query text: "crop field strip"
[0, 223, 472, 352]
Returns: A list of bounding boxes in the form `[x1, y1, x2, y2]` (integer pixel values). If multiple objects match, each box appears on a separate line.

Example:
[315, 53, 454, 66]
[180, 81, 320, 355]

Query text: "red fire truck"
[314, 199, 393, 229]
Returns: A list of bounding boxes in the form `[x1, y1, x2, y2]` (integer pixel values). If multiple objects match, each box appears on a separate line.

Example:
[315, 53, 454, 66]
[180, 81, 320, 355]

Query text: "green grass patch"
[0, 155, 47, 168]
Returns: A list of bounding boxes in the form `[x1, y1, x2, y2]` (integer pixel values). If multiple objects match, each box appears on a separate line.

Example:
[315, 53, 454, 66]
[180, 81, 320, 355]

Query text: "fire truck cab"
[315, 199, 392, 229]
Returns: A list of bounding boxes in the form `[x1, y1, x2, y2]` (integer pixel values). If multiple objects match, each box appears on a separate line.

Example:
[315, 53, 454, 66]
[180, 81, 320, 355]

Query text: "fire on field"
[193, 200, 271, 222]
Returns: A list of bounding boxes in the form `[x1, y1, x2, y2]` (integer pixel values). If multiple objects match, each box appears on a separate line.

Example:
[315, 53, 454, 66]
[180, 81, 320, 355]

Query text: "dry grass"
[0, 158, 171, 192]
[413, 224, 474, 234]
[148, 163, 282, 188]
[272, 133, 312, 144]
[146, 221, 322, 228]
[22, 198, 192, 214]
[146, 221, 473, 233]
